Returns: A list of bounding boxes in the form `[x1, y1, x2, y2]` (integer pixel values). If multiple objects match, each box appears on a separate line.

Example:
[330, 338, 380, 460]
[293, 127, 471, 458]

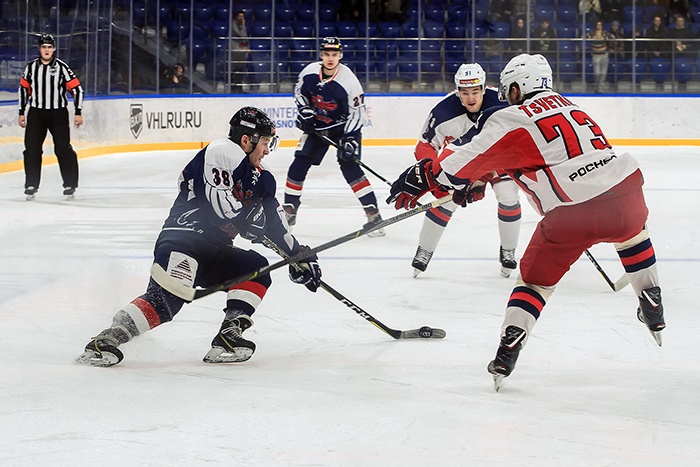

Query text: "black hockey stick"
[151, 195, 452, 302]
[584, 250, 630, 292]
[262, 236, 446, 340]
[313, 131, 394, 186]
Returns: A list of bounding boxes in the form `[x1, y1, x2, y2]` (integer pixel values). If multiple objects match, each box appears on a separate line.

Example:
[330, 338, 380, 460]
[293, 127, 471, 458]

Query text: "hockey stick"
[313, 131, 394, 186]
[261, 236, 446, 339]
[151, 195, 452, 302]
[584, 250, 630, 292]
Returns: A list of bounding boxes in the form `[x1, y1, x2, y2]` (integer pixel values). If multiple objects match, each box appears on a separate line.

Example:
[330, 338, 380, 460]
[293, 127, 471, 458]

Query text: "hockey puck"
[418, 326, 434, 338]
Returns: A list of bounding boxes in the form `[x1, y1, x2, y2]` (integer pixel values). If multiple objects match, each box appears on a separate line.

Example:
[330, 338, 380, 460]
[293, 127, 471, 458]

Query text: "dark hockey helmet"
[320, 36, 342, 53]
[38, 34, 56, 47]
[229, 106, 279, 152]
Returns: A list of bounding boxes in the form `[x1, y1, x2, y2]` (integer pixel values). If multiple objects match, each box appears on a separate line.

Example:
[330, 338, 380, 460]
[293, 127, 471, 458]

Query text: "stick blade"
[399, 327, 447, 339]
[613, 274, 631, 292]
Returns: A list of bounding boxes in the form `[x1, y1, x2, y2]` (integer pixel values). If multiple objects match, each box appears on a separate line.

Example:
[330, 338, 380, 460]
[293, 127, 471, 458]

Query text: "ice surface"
[0, 146, 698, 466]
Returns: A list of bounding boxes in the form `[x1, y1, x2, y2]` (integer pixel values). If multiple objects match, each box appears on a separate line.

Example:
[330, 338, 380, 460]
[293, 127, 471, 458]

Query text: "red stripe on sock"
[131, 297, 161, 329]
[229, 281, 268, 299]
[351, 179, 370, 193]
[620, 247, 655, 267]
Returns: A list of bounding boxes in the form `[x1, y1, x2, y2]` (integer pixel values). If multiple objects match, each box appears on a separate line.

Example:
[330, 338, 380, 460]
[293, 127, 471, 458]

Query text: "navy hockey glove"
[296, 106, 316, 133]
[235, 202, 266, 243]
[386, 159, 440, 210]
[452, 180, 486, 207]
[338, 135, 359, 162]
[288, 245, 322, 292]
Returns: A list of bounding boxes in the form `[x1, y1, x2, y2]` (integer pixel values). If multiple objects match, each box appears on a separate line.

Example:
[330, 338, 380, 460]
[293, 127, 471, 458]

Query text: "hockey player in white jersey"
[411, 63, 522, 278]
[75, 107, 322, 367]
[283, 37, 385, 237]
[387, 54, 665, 390]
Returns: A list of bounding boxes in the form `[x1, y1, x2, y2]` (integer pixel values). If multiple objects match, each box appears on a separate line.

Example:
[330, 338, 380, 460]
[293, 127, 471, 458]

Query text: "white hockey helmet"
[454, 63, 486, 89]
[498, 53, 553, 102]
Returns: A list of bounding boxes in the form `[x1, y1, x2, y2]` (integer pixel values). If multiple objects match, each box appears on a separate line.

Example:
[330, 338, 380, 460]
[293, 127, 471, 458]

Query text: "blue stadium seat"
[674, 57, 695, 84]
[214, 5, 229, 22]
[447, 4, 469, 22]
[336, 21, 357, 38]
[318, 22, 336, 37]
[424, 5, 444, 22]
[357, 22, 378, 37]
[558, 40, 577, 55]
[374, 59, 400, 81]
[557, 6, 578, 24]
[398, 61, 418, 81]
[193, 4, 214, 22]
[274, 23, 293, 38]
[534, 6, 553, 23]
[378, 21, 401, 38]
[401, 21, 419, 38]
[254, 6, 272, 23]
[295, 5, 315, 22]
[648, 57, 671, 83]
[445, 20, 467, 38]
[319, 6, 337, 22]
[252, 23, 271, 37]
[249, 39, 271, 54]
[556, 25, 578, 38]
[248, 60, 272, 83]
[557, 60, 581, 84]
[293, 22, 314, 38]
[423, 20, 444, 38]
[210, 21, 228, 39]
[625, 58, 648, 83]
[189, 38, 210, 68]
[276, 6, 295, 22]
[491, 21, 511, 38]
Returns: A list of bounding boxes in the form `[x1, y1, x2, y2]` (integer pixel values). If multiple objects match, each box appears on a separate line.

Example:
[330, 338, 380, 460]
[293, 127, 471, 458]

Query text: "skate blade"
[412, 268, 422, 278]
[74, 350, 120, 367]
[367, 228, 386, 238]
[26, 194, 35, 201]
[492, 374, 505, 392]
[650, 330, 663, 347]
[500, 266, 515, 278]
[203, 346, 254, 363]
[65, 194, 75, 201]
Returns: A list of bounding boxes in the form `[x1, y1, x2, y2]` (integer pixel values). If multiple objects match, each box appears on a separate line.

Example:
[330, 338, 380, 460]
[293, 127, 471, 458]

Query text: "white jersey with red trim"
[414, 87, 503, 161]
[294, 62, 365, 134]
[435, 90, 640, 215]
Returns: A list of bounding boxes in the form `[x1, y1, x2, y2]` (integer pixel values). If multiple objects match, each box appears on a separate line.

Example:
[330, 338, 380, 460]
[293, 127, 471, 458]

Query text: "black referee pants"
[23, 107, 79, 190]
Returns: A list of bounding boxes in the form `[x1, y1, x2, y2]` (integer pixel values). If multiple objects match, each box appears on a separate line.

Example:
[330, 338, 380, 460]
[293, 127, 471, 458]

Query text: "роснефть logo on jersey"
[130, 103, 143, 139]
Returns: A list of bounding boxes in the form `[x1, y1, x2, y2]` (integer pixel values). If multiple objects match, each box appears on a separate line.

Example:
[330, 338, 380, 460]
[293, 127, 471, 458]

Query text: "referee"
[18, 34, 84, 201]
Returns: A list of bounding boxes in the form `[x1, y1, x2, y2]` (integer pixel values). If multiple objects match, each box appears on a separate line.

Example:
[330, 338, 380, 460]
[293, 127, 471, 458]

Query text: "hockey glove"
[338, 135, 359, 162]
[235, 202, 267, 243]
[288, 245, 322, 292]
[452, 180, 486, 207]
[386, 159, 440, 210]
[296, 106, 316, 133]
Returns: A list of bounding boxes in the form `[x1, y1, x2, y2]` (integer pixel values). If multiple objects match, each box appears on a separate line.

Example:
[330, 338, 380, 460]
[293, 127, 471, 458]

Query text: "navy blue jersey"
[294, 62, 365, 134]
[415, 87, 505, 160]
[162, 138, 299, 255]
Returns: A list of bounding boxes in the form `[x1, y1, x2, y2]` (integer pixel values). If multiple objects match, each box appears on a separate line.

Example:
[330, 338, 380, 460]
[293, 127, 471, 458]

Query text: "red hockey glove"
[386, 159, 440, 210]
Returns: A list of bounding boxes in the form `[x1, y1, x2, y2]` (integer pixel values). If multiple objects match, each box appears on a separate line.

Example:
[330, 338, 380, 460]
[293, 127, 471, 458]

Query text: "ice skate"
[637, 286, 665, 346]
[63, 187, 76, 200]
[282, 203, 297, 228]
[203, 315, 255, 363]
[74, 327, 129, 367]
[411, 246, 434, 278]
[499, 247, 517, 278]
[487, 326, 526, 392]
[24, 186, 37, 201]
[364, 207, 385, 237]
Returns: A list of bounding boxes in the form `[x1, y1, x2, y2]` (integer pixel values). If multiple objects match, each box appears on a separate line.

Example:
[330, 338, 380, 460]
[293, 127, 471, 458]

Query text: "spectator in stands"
[161, 63, 189, 92]
[509, 16, 529, 54]
[667, 14, 695, 56]
[382, 0, 403, 22]
[488, 0, 513, 25]
[668, 0, 690, 22]
[645, 14, 669, 59]
[579, 0, 603, 23]
[231, 10, 249, 93]
[608, 20, 626, 61]
[339, 0, 365, 22]
[511, 0, 533, 26]
[368, 0, 383, 22]
[588, 20, 613, 92]
[533, 18, 557, 62]
[600, 0, 624, 23]
[643, 0, 669, 27]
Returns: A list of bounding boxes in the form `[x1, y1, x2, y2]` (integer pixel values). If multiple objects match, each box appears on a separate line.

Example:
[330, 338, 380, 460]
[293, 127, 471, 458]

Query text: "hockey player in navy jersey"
[75, 107, 322, 367]
[411, 63, 522, 278]
[388, 54, 665, 390]
[283, 37, 385, 237]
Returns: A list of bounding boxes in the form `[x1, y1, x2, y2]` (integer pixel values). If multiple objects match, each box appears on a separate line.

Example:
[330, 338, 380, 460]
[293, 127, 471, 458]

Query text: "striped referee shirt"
[18, 56, 84, 115]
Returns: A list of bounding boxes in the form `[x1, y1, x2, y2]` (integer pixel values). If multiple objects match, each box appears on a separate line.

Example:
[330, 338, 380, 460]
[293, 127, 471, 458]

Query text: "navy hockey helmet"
[229, 106, 279, 152]
[320, 37, 342, 53]
[38, 34, 56, 47]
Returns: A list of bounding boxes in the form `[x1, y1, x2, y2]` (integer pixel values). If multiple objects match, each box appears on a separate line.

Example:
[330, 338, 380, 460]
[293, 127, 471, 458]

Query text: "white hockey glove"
[338, 135, 359, 162]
